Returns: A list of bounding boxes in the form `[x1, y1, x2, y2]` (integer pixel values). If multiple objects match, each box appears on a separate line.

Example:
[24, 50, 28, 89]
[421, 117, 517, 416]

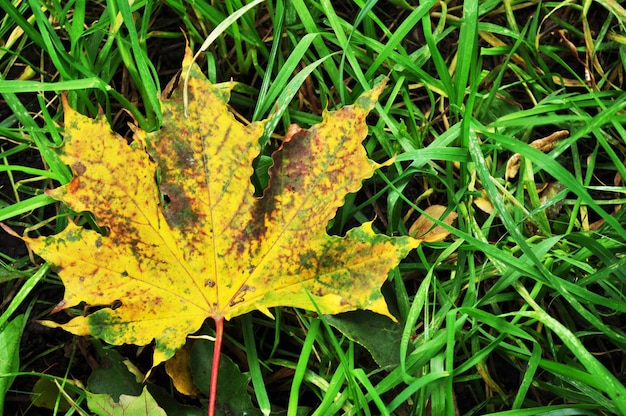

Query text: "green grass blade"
[254, 33, 318, 120]
[454, 0, 478, 111]
[261, 54, 333, 145]
[241, 315, 271, 416]
[0, 264, 49, 331]
[287, 318, 320, 416]
[0, 194, 57, 222]
[517, 285, 626, 412]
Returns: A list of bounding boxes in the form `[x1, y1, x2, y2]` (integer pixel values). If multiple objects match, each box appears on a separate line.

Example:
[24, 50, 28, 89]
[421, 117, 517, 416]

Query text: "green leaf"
[327, 310, 413, 368]
[30, 377, 74, 411]
[87, 343, 143, 401]
[190, 339, 262, 416]
[87, 386, 166, 416]
[0, 314, 24, 414]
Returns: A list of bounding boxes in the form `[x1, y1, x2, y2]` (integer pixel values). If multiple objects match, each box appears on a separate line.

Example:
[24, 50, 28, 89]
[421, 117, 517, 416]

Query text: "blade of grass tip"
[566, 233, 626, 284]
[0, 2, 43, 47]
[66, 0, 86, 45]
[552, 94, 626, 151]
[390, 268, 410, 322]
[310, 366, 346, 416]
[115, 0, 160, 126]
[255, 33, 319, 120]
[252, 0, 286, 121]
[268, 307, 282, 359]
[529, 356, 616, 396]
[224, 1, 247, 73]
[0, 262, 50, 330]
[477, 21, 530, 120]
[515, 284, 626, 412]
[377, 169, 547, 284]
[421, 4, 454, 104]
[296, 288, 369, 413]
[398, 243, 465, 385]
[261, 53, 334, 145]
[479, 236, 563, 307]
[349, 0, 380, 50]
[183, 0, 264, 116]
[454, 0, 478, 112]
[512, 341, 542, 409]
[458, 308, 536, 343]
[459, 248, 478, 307]
[520, 160, 551, 235]
[27, 0, 70, 79]
[399, 273, 431, 379]
[93, 1, 126, 71]
[453, 329, 511, 380]
[0, 144, 29, 160]
[320, 0, 370, 99]
[192, 0, 265, 48]
[0, 165, 60, 179]
[352, 369, 390, 416]
[593, 128, 626, 189]
[287, 318, 320, 416]
[36, 95, 62, 146]
[345, 343, 369, 414]
[353, 0, 393, 42]
[241, 315, 271, 416]
[364, 0, 438, 79]
[1, 90, 72, 182]
[288, 0, 343, 94]
[328, 0, 379, 93]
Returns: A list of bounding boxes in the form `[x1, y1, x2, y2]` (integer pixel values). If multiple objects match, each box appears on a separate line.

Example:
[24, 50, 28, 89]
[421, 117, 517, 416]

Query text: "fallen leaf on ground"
[505, 130, 569, 179]
[12, 47, 420, 369]
[408, 205, 457, 242]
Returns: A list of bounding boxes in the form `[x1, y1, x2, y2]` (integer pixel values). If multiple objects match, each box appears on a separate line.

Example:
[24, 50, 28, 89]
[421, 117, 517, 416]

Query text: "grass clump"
[1, 0, 626, 414]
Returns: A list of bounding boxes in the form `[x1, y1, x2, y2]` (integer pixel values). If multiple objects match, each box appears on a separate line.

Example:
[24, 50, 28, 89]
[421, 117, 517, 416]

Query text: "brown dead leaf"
[506, 130, 569, 180]
[408, 205, 457, 242]
[474, 192, 494, 215]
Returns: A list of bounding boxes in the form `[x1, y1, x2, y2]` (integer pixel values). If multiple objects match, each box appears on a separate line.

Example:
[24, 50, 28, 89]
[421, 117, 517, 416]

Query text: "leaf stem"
[208, 316, 224, 416]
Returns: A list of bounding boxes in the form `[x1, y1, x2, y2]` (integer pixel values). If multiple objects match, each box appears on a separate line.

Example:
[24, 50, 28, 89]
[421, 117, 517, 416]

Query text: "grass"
[1, 0, 626, 414]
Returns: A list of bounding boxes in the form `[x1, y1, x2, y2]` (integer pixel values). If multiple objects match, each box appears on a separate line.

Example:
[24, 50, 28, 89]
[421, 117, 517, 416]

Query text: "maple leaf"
[15, 47, 419, 369]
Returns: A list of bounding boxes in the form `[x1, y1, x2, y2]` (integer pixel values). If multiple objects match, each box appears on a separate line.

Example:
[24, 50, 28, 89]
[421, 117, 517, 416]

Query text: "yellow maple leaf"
[18, 47, 420, 368]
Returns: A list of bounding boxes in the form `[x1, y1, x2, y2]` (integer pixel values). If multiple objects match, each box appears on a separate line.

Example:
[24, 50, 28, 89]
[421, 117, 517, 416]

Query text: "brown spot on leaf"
[73, 161, 86, 175]
[68, 177, 81, 193]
